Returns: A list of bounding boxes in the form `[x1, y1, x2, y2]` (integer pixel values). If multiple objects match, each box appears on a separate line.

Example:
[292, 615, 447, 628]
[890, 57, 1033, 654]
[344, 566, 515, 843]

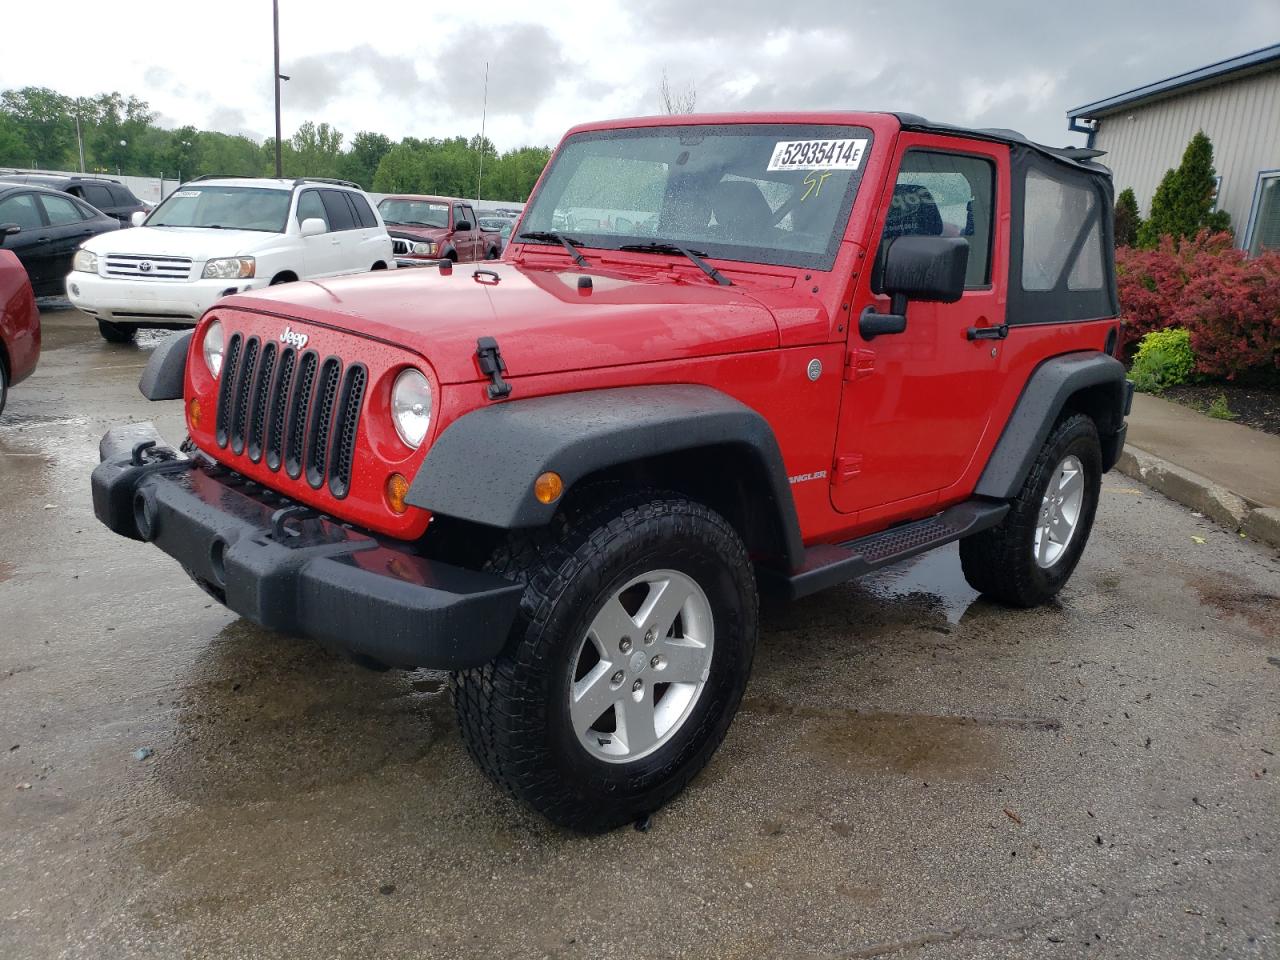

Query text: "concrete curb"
[1115, 447, 1280, 550]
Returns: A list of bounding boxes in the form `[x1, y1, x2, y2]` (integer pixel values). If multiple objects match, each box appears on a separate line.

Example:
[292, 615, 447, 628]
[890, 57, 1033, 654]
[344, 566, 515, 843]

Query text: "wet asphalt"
[1, 307, 1278, 960]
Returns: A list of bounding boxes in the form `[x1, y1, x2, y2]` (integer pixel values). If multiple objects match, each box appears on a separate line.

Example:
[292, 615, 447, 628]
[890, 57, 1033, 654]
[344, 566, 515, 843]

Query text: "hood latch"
[476, 336, 512, 400]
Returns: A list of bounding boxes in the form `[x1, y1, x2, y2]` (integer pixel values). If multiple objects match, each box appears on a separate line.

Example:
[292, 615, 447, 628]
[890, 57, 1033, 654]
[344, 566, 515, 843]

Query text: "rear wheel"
[96, 320, 136, 344]
[960, 413, 1102, 607]
[451, 491, 757, 833]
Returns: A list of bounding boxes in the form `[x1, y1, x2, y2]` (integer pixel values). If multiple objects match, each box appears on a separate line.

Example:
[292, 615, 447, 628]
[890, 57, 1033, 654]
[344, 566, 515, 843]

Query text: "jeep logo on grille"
[138, 261, 153, 272]
[280, 326, 309, 349]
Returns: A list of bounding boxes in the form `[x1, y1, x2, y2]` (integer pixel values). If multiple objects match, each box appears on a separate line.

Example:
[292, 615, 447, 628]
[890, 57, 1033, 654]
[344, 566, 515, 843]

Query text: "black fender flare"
[408, 384, 804, 568]
[138, 330, 192, 400]
[975, 350, 1129, 500]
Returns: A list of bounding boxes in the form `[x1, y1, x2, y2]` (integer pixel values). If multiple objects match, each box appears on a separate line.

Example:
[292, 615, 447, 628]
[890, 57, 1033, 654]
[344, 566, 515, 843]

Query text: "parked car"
[0, 183, 120, 296]
[477, 215, 514, 251]
[0, 173, 148, 226]
[67, 176, 393, 343]
[378, 195, 502, 262]
[0, 248, 41, 417]
[91, 111, 1129, 833]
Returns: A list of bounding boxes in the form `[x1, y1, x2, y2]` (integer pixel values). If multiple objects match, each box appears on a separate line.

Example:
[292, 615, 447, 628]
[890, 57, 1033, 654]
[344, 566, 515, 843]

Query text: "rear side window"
[1022, 169, 1104, 291]
[347, 192, 377, 228]
[40, 193, 89, 225]
[320, 190, 356, 231]
[878, 150, 995, 289]
[110, 185, 138, 205]
[296, 190, 329, 230]
[82, 184, 115, 209]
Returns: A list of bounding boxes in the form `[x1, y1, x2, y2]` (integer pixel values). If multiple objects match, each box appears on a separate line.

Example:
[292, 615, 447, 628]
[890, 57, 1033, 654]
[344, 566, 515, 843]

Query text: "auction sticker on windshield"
[172, 190, 201, 198]
[767, 139, 868, 172]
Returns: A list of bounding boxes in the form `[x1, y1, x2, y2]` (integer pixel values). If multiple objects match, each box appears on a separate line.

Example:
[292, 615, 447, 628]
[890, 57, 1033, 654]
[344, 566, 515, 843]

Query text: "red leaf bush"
[1115, 230, 1280, 380]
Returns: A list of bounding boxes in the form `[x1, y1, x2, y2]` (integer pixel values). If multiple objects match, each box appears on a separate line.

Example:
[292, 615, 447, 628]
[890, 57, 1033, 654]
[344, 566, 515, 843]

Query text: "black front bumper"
[90, 423, 522, 670]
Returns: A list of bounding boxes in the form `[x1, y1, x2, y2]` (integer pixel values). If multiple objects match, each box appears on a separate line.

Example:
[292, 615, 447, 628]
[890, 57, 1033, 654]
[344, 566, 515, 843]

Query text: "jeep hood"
[223, 262, 782, 383]
[81, 225, 283, 259]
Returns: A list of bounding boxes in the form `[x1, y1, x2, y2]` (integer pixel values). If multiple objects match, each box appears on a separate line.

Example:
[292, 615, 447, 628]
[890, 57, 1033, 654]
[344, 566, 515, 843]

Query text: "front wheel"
[97, 320, 136, 344]
[960, 412, 1102, 607]
[451, 492, 758, 832]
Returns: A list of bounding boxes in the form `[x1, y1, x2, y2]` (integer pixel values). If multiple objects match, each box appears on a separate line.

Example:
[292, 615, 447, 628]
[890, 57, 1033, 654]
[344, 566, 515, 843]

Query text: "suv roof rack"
[68, 174, 121, 184]
[292, 177, 362, 189]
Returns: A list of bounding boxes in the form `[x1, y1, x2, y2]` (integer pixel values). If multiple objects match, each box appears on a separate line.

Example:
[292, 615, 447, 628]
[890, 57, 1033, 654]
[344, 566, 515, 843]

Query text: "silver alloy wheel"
[569, 569, 715, 764]
[1034, 454, 1085, 568]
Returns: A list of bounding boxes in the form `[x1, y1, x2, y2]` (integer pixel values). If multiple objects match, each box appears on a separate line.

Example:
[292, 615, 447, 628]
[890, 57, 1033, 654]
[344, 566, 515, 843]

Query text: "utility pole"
[476, 60, 489, 205]
[273, 0, 283, 178]
[74, 100, 86, 173]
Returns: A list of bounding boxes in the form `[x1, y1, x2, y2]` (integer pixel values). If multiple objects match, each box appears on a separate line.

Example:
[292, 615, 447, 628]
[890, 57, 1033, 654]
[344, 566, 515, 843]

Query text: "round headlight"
[202, 320, 225, 378]
[391, 368, 432, 448]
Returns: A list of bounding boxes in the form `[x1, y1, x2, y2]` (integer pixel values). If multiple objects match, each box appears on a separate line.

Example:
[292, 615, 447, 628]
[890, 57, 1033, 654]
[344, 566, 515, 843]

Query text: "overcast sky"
[3, 1, 1278, 151]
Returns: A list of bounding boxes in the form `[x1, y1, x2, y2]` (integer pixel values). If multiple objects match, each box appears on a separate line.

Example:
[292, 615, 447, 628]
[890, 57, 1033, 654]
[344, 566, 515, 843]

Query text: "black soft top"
[889, 113, 1112, 176]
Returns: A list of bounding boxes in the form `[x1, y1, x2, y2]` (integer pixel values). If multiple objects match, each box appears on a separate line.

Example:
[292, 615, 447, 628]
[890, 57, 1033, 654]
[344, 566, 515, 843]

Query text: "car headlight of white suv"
[202, 257, 256, 280]
[72, 250, 98, 273]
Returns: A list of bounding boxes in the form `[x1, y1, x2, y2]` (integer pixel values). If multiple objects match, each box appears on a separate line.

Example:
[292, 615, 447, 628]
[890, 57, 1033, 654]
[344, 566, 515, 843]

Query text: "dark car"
[0, 248, 41, 417]
[0, 184, 120, 297]
[0, 174, 148, 226]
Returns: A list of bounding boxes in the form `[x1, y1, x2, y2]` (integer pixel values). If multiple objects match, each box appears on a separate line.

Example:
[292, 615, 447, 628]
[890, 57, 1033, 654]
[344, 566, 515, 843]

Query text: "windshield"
[519, 124, 874, 269]
[147, 186, 292, 232]
[378, 198, 450, 228]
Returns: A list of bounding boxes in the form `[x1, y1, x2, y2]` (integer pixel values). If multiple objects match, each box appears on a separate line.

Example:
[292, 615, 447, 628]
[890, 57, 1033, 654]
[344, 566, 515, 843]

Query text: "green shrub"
[1131, 328, 1195, 393]
[1206, 394, 1238, 420]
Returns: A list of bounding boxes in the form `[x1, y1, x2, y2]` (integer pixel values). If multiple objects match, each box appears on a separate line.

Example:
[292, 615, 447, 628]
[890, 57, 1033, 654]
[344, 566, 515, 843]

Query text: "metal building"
[1067, 43, 1280, 255]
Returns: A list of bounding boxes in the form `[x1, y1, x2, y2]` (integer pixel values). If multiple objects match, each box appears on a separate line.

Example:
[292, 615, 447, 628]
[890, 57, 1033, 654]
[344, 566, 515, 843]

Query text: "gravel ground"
[2, 308, 1278, 959]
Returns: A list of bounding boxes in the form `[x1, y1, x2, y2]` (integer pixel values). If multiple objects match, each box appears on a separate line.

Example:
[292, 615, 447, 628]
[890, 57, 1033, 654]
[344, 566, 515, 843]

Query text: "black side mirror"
[860, 236, 969, 340]
[455, 220, 472, 232]
[0, 223, 20, 246]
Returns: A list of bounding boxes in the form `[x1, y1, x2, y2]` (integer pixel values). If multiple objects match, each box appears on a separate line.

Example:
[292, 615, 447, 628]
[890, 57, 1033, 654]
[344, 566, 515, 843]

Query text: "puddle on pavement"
[154, 620, 454, 805]
[748, 704, 1059, 780]
[857, 544, 982, 625]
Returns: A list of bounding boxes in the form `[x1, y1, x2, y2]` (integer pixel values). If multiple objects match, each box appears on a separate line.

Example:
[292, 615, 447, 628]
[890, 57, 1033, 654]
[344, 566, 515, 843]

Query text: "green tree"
[0, 112, 27, 166]
[1114, 187, 1141, 247]
[0, 87, 75, 168]
[338, 130, 392, 189]
[287, 121, 344, 178]
[1137, 131, 1232, 247]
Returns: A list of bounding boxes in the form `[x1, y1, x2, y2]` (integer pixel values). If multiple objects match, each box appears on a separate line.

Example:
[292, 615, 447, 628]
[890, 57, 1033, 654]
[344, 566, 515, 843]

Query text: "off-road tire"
[97, 319, 136, 343]
[960, 412, 1102, 607]
[451, 491, 758, 833]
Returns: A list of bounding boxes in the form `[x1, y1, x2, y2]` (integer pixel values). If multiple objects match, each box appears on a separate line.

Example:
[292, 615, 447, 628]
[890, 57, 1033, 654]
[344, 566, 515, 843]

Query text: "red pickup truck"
[93, 111, 1129, 832]
[378, 195, 502, 262]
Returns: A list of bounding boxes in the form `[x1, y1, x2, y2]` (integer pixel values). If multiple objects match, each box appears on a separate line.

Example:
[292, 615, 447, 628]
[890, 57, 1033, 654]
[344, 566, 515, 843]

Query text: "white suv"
[66, 177, 394, 343]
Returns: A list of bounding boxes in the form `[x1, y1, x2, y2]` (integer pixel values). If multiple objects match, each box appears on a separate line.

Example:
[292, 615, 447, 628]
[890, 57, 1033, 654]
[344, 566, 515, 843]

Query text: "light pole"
[273, 0, 286, 178]
[117, 139, 127, 176]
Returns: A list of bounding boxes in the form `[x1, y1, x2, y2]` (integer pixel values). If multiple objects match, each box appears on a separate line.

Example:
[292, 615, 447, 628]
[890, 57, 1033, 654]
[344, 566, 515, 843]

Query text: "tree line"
[0, 86, 551, 201]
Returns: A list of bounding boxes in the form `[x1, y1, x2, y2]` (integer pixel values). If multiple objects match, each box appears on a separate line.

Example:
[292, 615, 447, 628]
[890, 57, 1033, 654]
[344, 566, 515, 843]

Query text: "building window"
[1246, 172, 1280, 257]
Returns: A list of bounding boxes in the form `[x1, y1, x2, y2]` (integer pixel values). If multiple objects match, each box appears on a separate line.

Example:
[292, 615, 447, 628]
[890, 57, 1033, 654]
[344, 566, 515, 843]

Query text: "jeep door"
[297, 189, 342, 277]
[830, 136, 1009, 519]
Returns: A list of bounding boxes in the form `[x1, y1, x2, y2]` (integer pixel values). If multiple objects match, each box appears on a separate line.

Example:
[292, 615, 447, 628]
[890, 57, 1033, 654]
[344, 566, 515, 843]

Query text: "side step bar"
[760, 499, 1010, 600]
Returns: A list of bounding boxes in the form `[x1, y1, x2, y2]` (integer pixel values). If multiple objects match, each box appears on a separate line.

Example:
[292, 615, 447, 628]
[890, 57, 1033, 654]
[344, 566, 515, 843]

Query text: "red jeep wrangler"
[378, 194, 502, 263]
[92, 112, 1130, 832]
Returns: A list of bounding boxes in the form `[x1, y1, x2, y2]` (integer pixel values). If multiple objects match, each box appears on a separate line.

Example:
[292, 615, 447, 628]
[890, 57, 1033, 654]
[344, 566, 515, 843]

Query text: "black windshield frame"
[520, 123, 875, 271]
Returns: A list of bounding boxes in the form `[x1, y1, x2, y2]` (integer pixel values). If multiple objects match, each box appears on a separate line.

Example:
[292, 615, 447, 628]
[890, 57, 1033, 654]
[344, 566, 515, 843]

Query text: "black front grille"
[215, 334, 366, 497]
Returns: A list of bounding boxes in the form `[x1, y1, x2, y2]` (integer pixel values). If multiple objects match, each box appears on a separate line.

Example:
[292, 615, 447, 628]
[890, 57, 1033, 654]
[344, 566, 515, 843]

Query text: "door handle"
[36, 237, 51, 244]
[966, 324, 1008, 341]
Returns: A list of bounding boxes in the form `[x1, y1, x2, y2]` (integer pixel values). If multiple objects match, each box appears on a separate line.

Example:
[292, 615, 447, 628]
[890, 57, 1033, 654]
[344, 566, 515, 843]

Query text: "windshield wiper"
[618, 242, 731, 286]
[517, 230, 590, 267]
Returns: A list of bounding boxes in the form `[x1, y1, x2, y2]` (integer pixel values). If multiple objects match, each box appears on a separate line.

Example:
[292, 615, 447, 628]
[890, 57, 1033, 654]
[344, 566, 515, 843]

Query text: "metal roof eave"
[1066, 42, 1280, 125]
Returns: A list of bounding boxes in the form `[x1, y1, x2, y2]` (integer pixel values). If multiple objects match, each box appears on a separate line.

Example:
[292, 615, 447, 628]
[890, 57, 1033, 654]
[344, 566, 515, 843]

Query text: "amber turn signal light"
[385, 473, 410, 514]
[534, 471, 563, 504]
[187, 397, 203, 428]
